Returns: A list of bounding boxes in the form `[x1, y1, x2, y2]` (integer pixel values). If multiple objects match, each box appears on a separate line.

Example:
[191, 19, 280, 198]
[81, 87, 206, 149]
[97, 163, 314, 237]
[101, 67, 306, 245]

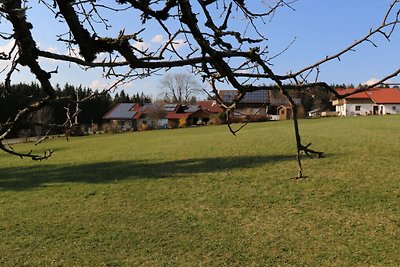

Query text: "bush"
[103, 123, 120, 134]
[208, 113, 225, 125]
[229, 115, 271, 124]
[179, 118, 187, 128]
[67, 125, 84, 136]
[140, 123, 152, 131]
[228, 116, 245, 124]
[249, 115, 271, 122]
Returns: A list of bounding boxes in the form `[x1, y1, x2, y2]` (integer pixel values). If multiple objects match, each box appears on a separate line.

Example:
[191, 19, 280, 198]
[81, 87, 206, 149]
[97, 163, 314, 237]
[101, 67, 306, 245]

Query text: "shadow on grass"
[0, 154, 294, 190]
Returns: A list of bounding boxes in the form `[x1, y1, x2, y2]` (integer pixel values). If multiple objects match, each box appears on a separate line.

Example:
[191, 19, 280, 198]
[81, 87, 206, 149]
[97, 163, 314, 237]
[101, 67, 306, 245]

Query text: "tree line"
[0, 83, 150, 138]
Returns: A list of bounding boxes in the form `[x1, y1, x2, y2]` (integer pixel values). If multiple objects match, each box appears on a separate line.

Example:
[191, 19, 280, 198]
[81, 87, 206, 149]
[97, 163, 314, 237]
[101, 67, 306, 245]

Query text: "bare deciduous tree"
[0, 0, 399, 177]
[159, 73, 202, 104]
[146, 103, 167, 129]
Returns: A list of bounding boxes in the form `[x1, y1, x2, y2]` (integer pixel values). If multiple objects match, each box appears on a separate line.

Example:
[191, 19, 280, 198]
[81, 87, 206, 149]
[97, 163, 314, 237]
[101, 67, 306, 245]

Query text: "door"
[373, 106, 379, 115]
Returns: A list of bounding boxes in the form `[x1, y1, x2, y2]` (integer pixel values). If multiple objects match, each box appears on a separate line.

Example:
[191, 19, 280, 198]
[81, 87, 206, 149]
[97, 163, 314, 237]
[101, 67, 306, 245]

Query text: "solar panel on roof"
[221, 90, 269, 103]
[242, 90, 269, 103]
[104, 103, 136, 119]
[186, 105, 199, 112]
[163, 103, 177, 111]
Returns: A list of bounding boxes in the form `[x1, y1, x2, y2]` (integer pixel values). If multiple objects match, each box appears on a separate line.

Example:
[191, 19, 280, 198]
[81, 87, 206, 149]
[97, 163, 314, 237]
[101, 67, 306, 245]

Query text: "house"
[134, 103, 169, 129]
[183, 105, 210, 125]
[103, 102, 210, 130]
[333, 88, 400, 116]
[164, 104, 208, 128]
[102, 103, 140, 130]
[103, 102, 169, 130]
[219, 90, 269, 117]
[268, 92, 304, 120]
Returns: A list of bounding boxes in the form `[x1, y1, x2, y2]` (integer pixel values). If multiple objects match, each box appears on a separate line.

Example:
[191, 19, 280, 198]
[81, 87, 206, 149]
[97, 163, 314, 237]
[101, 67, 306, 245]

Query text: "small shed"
[278, 105, 293, 120]
[165, 113, 190, 128]
[189, 109, 210, 125]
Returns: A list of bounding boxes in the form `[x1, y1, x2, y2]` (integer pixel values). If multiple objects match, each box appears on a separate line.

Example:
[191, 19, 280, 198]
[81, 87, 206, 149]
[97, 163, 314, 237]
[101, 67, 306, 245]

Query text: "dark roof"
[219, 90, 269, 104]
[139, 103, 156, 112]
[190, 109, 210, 118]
[163, 103, 178, 112]
[269, 98, 301, 106]
[184, 105, 200, 113]
[104, 102, 215, 121]
[103, 103, 137, 119]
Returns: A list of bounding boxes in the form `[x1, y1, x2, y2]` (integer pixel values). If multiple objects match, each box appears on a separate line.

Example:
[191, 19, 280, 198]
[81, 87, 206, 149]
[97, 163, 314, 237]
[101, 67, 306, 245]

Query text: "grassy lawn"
[1, 116, 399, 266]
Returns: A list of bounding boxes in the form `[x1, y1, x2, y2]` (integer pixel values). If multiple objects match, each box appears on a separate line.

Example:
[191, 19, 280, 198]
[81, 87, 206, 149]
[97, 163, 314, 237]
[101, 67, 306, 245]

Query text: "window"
[355, 106, 361, 111]
[393, 106, 397, 111]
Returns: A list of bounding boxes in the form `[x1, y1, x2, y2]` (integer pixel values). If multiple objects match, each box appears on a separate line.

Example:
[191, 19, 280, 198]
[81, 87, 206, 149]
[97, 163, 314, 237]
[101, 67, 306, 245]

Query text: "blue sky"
[263, 0, 399, 85]
[1, 0, 399, 98]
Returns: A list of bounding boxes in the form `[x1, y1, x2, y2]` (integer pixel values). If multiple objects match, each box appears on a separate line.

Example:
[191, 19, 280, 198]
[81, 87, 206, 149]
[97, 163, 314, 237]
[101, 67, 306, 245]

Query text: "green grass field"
[1, 116, 399, 266]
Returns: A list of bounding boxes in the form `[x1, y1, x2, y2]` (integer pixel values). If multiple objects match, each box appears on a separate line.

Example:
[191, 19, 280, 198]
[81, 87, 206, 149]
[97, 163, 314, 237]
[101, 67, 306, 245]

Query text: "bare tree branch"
[1, 0, 399, 177]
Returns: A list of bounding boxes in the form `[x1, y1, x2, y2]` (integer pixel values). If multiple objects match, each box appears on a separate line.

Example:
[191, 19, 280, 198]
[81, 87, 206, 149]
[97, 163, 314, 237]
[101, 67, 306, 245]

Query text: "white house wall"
[336, 102, 375, 116]
[351, 103, 374, 116]
[382, 104, 400, 115]
[336, 104, 346, 116]
[157, 119, 168, 128]
[335, 102, 400, 116]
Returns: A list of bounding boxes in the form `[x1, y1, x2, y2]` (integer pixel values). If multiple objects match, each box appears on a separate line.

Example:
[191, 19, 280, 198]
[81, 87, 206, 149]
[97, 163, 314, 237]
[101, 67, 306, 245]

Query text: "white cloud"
[149, 34, 187, 50]
[43, 45, 59, 54]
[37, 45, 61, 64]
[97, 52, 109, 61]
[170, 39, 186, 50]
[88, 79, 134, 91]
[133, 41, 151, 51]
[0, 41, 18, 79]
[66, 47, 84, 60]
[363, 78, 380, 86]
[0, 40, 16, 53]
[363, 77, 392, 86]
[89, 79, 109, 90]
[151, 34, 164, 44]
[37, 42, 61, 54]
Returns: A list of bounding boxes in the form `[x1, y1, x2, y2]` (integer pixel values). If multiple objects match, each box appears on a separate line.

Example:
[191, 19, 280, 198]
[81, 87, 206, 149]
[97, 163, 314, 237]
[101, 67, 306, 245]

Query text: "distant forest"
[0, 82, 150, 138]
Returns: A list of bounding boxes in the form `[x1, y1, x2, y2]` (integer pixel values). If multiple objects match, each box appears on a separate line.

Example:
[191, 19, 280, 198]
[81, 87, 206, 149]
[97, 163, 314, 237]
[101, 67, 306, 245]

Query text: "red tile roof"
[337, 88, 400, 103]
[367, 88, 400, 104]
[132, 111, 143, 119]
[336, 88, 370, 99]
[196, 100, 223, 113]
